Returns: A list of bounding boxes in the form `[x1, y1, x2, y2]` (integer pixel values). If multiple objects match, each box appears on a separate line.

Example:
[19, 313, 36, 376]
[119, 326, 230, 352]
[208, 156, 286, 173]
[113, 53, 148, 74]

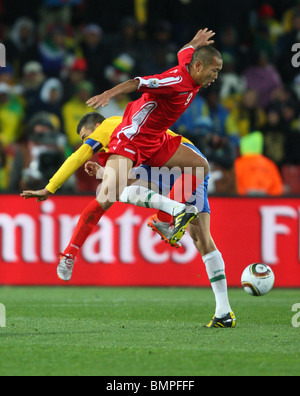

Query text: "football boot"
[205, 312, 237, 328]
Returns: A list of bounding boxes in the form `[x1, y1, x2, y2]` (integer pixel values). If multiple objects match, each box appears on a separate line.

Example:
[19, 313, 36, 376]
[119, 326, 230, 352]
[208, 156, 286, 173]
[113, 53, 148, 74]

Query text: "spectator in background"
[0, 1, 299, 196]
[144, 20, 178, 74]
[185, 116, 237, 195]
[252, 24, 275, 64]
[203, 86, 235, 137]
[243, 50, 282, 109]
[256, 3, 283, 45]
[219, 52, 246, 106]
[0, 141, 7, 191]
[282, 1, 300, 32]
[280, 99, 300, 132]
[0, 65, 14, 85]
[268, 85, 296, 111]
[38, 24, 77, 78]
[227, 88, 266, 138]
[107, 16, 144, 74]
[80, 24, 109, 91]
[293, 74, 300, 101]
[9, 113, 69, 193]
[262, 107, 287, 169]
[218, 25, 244, 72]
[0, 82, 24, 148]
[0, 65, 23, 96]
[0, 81, 25, 192]
[61, 57, 88, 102]
[191, 116, 237, 169]
[21, 61, 46, 121]
[4, 17, 39, 78]
[62, 80, 94, 148]
[235, 131, 283, 196]
[99, 53, 134, 118]
[281, 100, 300, 166]
[286, 129, 300, 167]
[35, 77, 64, 126]
[267, 84, 300, 167]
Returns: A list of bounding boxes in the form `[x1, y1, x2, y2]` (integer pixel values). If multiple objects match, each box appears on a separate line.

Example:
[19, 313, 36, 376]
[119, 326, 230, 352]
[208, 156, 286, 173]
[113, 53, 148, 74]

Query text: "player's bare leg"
[96, 155, 134, 211]
[188, 213, 236, 328]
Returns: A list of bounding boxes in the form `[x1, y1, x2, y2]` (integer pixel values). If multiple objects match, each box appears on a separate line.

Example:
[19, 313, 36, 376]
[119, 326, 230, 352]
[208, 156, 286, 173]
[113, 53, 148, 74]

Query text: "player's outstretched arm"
[21, 161, 102, 202]
[86, 79, 140, 109]
[21, 144, 94, 202]
[20, 188, 52, 202]
[179, 28, 215, 52]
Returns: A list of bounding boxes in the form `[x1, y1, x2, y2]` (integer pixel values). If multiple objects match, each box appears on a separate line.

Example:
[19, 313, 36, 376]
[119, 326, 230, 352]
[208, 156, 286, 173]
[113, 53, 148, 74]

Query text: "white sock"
[119, 185, 185, 217]
[202, 250, 232, 318]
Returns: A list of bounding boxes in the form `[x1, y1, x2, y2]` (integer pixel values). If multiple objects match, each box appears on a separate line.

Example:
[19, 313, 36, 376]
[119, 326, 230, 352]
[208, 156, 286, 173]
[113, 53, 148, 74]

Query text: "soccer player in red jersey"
[75, 29, 234, 328]
[83, 28, 222, 240]
[22, 29, 235, 328]
[85, 29, 234, 328]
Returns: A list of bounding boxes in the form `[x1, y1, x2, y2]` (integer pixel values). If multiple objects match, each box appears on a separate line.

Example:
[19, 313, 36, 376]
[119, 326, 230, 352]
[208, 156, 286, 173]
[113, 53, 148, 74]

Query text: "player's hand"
[85, 161, 101, 177]
[86, 92, 111, 109]
[20, 188, 52, 202]
[191, 28, 215, 48]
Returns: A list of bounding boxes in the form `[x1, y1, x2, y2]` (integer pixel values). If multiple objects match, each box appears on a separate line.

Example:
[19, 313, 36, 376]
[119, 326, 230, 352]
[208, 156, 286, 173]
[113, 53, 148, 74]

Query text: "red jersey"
[117, 46, 200, 143]
[104, 46, 201, 168]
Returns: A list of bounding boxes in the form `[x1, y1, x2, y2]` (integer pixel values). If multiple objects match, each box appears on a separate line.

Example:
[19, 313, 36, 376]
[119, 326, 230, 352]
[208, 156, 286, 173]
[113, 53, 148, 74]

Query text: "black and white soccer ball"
[241, 263, 275, 296]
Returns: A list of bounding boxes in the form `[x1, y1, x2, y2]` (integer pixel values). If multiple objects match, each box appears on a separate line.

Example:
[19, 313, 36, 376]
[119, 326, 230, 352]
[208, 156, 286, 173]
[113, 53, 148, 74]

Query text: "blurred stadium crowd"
[0, 0, 300, 196]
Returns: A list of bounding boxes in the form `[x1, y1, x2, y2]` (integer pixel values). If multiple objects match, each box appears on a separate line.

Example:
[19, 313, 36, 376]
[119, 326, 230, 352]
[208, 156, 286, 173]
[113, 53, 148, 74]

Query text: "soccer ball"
[241, 263, 275, 296]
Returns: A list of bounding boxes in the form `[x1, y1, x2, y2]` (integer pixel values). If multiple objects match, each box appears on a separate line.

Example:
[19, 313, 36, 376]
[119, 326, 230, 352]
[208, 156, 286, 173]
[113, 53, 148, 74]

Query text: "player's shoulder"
[102, 116, 123, 127]
[94, 116, 122, 133]
[87, 116, 121, 141]
[177, 46, 195, 67]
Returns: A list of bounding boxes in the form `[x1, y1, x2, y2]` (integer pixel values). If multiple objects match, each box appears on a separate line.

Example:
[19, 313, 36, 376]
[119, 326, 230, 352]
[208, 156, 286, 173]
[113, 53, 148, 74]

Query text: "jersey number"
[185, 93, 194, 106]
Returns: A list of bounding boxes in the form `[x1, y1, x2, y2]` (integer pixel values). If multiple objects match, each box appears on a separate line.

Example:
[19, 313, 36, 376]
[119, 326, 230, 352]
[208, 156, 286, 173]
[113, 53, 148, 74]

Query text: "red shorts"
[97, 130, 181, 168]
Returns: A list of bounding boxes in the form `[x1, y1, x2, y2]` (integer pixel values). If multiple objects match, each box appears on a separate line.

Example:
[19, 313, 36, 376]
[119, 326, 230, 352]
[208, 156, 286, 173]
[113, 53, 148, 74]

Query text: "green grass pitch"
[0, 286, 299, 376]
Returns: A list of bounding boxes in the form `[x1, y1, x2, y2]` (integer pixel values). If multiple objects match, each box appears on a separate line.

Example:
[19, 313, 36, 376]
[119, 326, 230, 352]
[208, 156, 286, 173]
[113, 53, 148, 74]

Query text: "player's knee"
[201, 158, 210, 178]
[193, 238, 216, 257]
[192, 157, 209, 179]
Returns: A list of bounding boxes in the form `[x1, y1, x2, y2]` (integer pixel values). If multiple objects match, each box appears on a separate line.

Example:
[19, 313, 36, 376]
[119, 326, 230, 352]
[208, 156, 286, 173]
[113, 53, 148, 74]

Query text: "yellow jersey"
[46, 116, 193, 194]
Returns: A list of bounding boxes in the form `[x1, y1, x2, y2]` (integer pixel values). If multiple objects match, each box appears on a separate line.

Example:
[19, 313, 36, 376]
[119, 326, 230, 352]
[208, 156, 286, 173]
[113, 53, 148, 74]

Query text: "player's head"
[77, 112, 106, 141]
[189, 45, 223, 88]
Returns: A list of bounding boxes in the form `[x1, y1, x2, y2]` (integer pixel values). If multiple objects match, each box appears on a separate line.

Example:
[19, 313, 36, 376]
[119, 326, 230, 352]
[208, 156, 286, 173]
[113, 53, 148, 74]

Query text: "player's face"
[196, 57, 223, 88]
[79, 124, 99, 141]
[79, 126, 94, 141]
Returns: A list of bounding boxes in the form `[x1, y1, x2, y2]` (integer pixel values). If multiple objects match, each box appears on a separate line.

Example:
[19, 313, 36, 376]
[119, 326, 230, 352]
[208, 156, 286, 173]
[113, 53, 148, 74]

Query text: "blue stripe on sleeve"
[84, 138, 103, 154]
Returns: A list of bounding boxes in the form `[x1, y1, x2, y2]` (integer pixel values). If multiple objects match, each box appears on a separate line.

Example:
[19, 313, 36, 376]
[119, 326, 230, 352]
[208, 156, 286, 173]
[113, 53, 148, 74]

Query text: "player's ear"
[194, 60, 204, 72]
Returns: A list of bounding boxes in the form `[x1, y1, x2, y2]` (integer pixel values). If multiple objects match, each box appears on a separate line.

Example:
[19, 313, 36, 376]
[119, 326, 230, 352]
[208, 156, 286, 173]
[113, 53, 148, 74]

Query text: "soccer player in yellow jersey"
[21, 112, 236, 329]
